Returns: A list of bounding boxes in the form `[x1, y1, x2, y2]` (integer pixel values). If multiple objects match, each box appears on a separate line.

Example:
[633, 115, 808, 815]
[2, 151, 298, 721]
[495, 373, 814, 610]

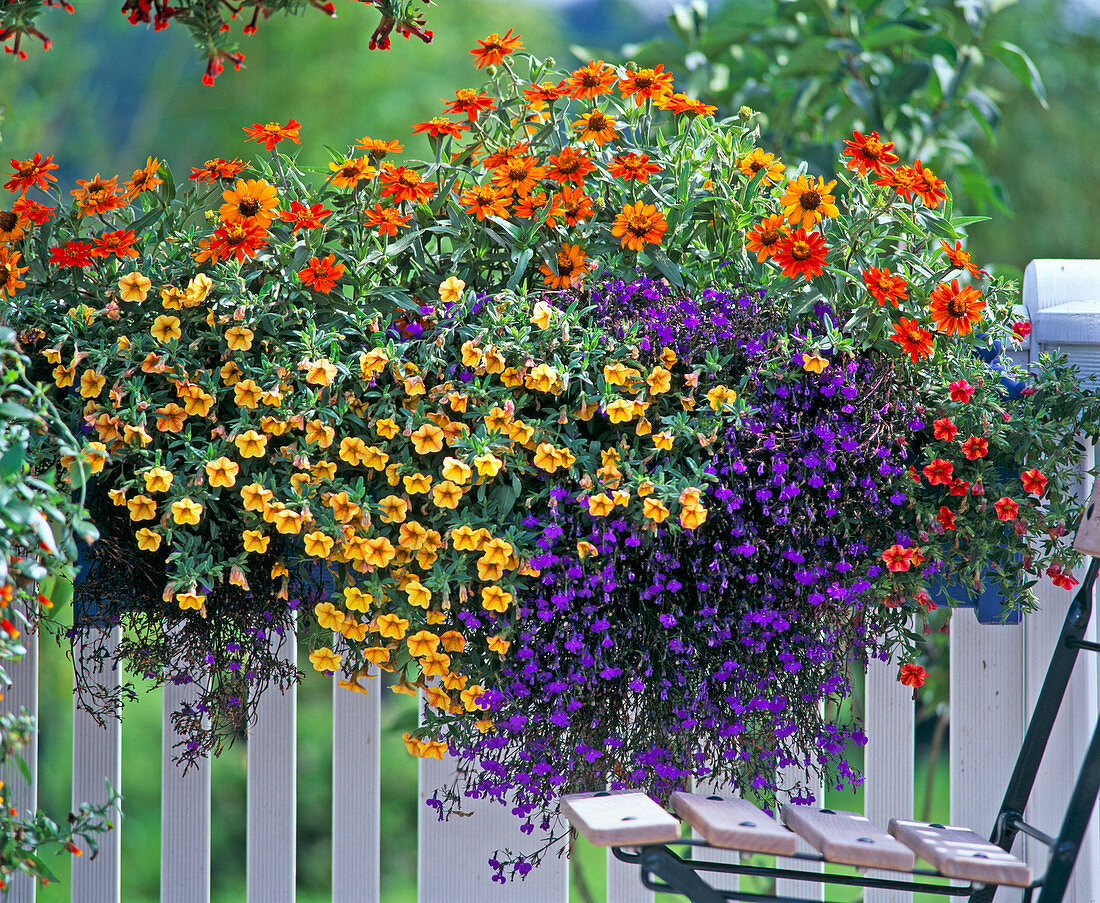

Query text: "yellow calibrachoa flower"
[707, 385, 737, 411]
[507, 420, 534, 445]
[150, 315, 181, 343]
[273, 508, 306, 535]
[123, 424, 152, 447]
[340, 619, 369, 642]
[118, 271, 152, 303]
[432, 480, 463, 509]
[423, 685, 451, 709]
[587, 493, 615, 517]
[127, 494, 157, 522]
[680, 506, 708, 529]
[406, 579, 431, 608]
[79, 370, 106, 398]
[328, 491, 361, 523]
[606, 399, 635, 424]
[220, 361, 241, 386]
[84, 441, 109, 474]
[403, 472, 432, 494]
[487, 635, 511, 655]
[306, 419, 335, 448]
[375, 418, 399, 439]
[363, 646, 390, 666]
[604, 361, 641, 388]
[135, 528, 162, 551]
[481, 585, 512, 613]
[362, 446, 389, 471]
[143, 466, 173, 493]
[532, 443, 563, 473]
[243, 529, 270, 554]
[438, 276, 466, 303]
[261, 417, 290, 436]
[474, 453, 503, 479]
[483, 347, 505, 374]
[440, 630, 466, 653]
[343, 586, 373, 612]
[411, 423, 444, 455]
[530, 300, 552, 329]
[234, 378, 264, 409]
[309, 647, 342, 672]
[407, 630, 439, 657]
[359, 347, 388, 377]
[176, 590, 206, 611]
[304, 358, 338, 387]
[420, 651, 451, 679]
[375, 613, 409, 640]
[441, 456, 472, 484]
[52, 364, 75, 388]
[577, 541, 598, 559]
[180, 387, 214, 417]
[398, 520, 428, 550]
[450, 525, 479, 551]
[364, 536, 396, 568]
[378, 495, 409, 524]
[225, 326, 254, 351]
[646, 366, 672, 394]
[643, 497, 670, 523]
[653, 431, 674, 451]
[205, 456, 240, 488]
[802, 352, 829, 373]
[241, 482, 273, 512]
[171, 498, 203, 526]
[108, 488, 127, 506]
[339, 436, 368, 465]
[315, 601, 345, 631]
[235, 430, 268, 458]
[304, 530, 335, 558]
[460, 685, 486, 712]
[460, 340, 483, 368]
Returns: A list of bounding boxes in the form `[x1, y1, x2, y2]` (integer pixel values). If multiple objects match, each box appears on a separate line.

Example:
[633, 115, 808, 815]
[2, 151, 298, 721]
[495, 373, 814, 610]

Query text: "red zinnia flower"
[949, 380, 974, 403]
[608, 152, 661, 182]
[773, 229, 828, 280]
[190, 158, 246, 183]
[545, 146, 595, 186]
[862, 266, 908, 307]
[459, 184, 511, 220]
[899, 663, 926, 688]
[912, 160, 947, 208]
[13, 197, 54, 225]
[378, 165, 437, 205]
[298, 254, 345, 293]
[922, 458, 954, 486]
[5, 153, 59, 194]
[278, 200, 331, 233]
[745, 215, 790, 263]
[193, 221, 269, 264]
[412, 117, 469, 140]
[939, 240, 983, 280]
[610, 202, 667, 252]
[936, 506, 956, 531]
[929, 279, 985, 336]
[1021, 468, 1047, 496]
[841, 130, 899, 176]
[91, 229, 138, 259]
[49, 241, 95, 269]
[888, 317, 934, 363]
[933, 418, 958, 442]
[363, 203, 412, 237]
[444, 89, 496, 122]
[994, 497, 1019, 521]
[567, 59, 617, 100]
[243, 119, 302, 151]
[554, 185, 593, 226]
[960, 436, 988, 460]
[882, 544, 916, 573]
[470, 29, 522, 69]
[617, 64, 674, 106]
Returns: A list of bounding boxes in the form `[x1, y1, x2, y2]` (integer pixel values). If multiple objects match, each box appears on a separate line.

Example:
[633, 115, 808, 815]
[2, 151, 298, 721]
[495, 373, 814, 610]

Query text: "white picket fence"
[3, 260, 1100, 903]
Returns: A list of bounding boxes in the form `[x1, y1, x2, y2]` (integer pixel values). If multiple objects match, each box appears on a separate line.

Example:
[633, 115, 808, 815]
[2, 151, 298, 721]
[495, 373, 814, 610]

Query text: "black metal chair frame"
[615, 556, 1100, 903]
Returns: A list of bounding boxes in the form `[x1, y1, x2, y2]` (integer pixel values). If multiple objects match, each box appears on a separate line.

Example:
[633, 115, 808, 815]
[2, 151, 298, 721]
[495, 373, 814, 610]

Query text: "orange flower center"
[627, 215, 653, 237]
[759, 227, 780, 245]
[587, 112, 609, 129]
[456, 89, 477, 102]
[790, 240, 813, 260]
[798, 189, 821, 210]
[632, 75, 654, 89]
[18, 163, 37, 176]
[863, 138, 884, 158]
[0, 211, 16, 231]
[224, 225, 249, 245]
[946, 296, 969, 317]
[397, 173, 419, 187]
[238, 198, 261, 216]
[906, 329, 924, 344]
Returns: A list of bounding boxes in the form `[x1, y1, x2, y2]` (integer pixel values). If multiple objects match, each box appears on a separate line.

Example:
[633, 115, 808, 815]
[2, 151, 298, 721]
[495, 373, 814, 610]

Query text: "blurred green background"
[6, 0, 1098, 898]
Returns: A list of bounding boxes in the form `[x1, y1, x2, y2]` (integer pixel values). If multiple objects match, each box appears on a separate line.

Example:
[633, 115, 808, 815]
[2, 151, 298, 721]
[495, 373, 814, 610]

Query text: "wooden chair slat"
[780, 806, 915, 872]
[889, 820, 1032, 887]
[671, 791, 797, 856]
[1073, 479, 1100, 555]
[561, 791, 681, 847]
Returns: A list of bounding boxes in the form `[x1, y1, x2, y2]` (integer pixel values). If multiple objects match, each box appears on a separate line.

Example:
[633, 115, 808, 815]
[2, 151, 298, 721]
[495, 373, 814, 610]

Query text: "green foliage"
[609, 0, 1048, 217]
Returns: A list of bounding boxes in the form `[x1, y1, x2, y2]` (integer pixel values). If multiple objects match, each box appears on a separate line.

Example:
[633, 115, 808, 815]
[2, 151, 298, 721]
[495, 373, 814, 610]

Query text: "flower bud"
[738, 106, 756, 121]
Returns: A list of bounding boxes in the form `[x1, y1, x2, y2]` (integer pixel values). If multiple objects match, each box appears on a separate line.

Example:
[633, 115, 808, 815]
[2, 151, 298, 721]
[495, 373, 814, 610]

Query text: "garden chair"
[561, 479, 1100, 903]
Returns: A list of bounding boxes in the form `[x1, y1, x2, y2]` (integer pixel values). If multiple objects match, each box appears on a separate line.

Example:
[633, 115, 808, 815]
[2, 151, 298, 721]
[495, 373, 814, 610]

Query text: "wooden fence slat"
[417, 691, 569, 902]
[2, 610, 37, 903]
[864, 656, 915, 903]
[161, 679, 211, 903]
[331, 677, 380, 902]
[247, 626, 297, 903]
[774, 763, 824, 901]
[71, 625, 122, 903]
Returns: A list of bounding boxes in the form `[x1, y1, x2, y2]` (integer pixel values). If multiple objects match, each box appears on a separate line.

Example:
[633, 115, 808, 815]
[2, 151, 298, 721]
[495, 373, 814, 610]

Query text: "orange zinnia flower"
[567, 60, 617, 99]
[355, 136, 404, 160]
[327, 157, 376, 189]
[737, 149, 785, 184]
[512, 191, 563, 228]
[554, 186, 593, 226]
[744, 215, 789, 262]
[91, 229, 138, 259]
[618, 65, 674, 105]
[278, 200, 331, 233]
[939, 240, 983, 279]
[5, 153, 59, 194]
[608, 152, 661, 183]
[862, 266, 908, 307]
[889, 317, 935, 362]
[538, 244, 592, 289]
[13, 197, 54, 225]
[190, 158, 246, 183]
[780, 175, 839, 231]
[490, 156, 546, 197]
[611, 201, 667, 251]
[773, 229, 828, 280]
[412, 117, 469, 140]
[0, 247, 28, 299]
[299, 254, 346, 293]
[841, 130, 898, 176]
[444, 89, 496, 121]
[193, 221, 269, 264]
[460, 184, 511, 220]
[378, 165, 438, 205]
[521, 80, 569, 110]
[243, 119, 302, 151]
[0, 208, 27, 243]
[480, 141, 530, 170]
[363, 203, 412, 237]
[123, 157, 163, 199]
[877, 164, 920, 202]
[911, 160, 947, 208]
[572, 108, 618, 145]
[470, 29, 522, 69]
[654, 92, 716, 116]
[220, 179, 279, 227]
[928, 280, 985, 336]
[545, 146, 594, 186]
[71, 174, 125, 217]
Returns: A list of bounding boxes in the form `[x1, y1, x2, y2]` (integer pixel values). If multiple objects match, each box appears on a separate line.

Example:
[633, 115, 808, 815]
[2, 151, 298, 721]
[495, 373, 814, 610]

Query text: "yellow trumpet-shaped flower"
[431, 480, 463, 509]
[405, 579, 431, 608]
[118, 271, 152, 303]
[127, 494, 157, 522]
[679, 505, 708, 530]
[646, 366, 672, 394]
[643, 498, 670, 523]
[343, 586, 373, 612]
[304, 530, 335, 558]
[530, 300, 552, 329]
[243, 529, 270, 554]
[235, 430, 268, 459]
[315, 601, 345, 631]
[374, 613, 409, 640]
[587, 493, 614, 517]
[410, 423, 444, 455]
[205, 456, 240, 489]
[234, 378, 264, 409]
[481, 585, 512, 613]
[176, 591, 205, 612]
[79, 370, 106, 399]
[150, 314, 181, 343]
[225, 326, 254, 351]
[375, 418, 399, 439]
[305, 419, 335, 448]
[143, 466, 173, 494]
[135, 528, 162, 551]
[240, 482, 273, 512]
[377, 495, 408, 524]
[406, 630, 440, 657]
[440, 630, 466, 653]
[363, 536, 396, 568]
[171, 498, 203, 526]
[420, 651, 451, 680]
[398, 520, 428, 551]
[309, 647, 343, 673]
[473, 453, 504, 479]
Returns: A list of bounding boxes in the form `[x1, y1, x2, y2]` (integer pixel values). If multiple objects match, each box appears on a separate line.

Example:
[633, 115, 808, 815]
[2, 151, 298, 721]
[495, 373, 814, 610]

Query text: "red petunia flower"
[1047, 564, 1079, 591]
[949, 478, 970, 496]
[933, 418, 958, 442]
[960, 436, 989, 460]
[994, 497, 1019, 521]
[899, 663, 926, 688]
[1020, 468, 1048, 496]
[882, 544, 916, 573]
[949, 380, 975, 403]
[1012, 321, 1032, 341]
[936, 506, 956, 531]
[922, 458, 954, 486]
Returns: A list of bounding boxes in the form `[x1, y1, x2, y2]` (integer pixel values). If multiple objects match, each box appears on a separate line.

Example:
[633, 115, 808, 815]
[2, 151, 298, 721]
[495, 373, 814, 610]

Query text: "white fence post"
[774, 763, 824, 900]
[2, 606, 37, 903]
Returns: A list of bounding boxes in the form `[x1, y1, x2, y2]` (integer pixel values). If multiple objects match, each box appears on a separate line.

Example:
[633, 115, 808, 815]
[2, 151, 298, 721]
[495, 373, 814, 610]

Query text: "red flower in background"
[922, 458, 954, 486]
[841, 130, 898, 176]
[91, 229, 138, 259]
[243, 119, 301, 151]
[933, 418, 958, 442]
[882, 544, 916, 572]
[13, 197, 54, 224]
[1012, 321, 1032, 341]
[190, 158, 246, 183]
[960, 436, 989, 460]
[5, 153, 59, 194]
[278, 201, 331, 233]
[889, 317, 934, 362]
[862, 266, 908, 307]
[936, 506, 956, 531]
[899, 663, 927, 688]
[1021, 468, 1048, 495]
[939, 240, 983, 279]
[949, 478, 970, 496]
[1047, 564, 1079, 591]
[298, 254, 345, 293]
[49, 241, 94, 269]
[949, 379, 975, 403]
[444, 89, 496, 122]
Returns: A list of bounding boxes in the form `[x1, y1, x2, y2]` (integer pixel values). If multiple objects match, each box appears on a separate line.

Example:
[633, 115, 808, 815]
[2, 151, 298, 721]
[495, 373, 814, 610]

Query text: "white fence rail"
[3, 260, 1100, 903]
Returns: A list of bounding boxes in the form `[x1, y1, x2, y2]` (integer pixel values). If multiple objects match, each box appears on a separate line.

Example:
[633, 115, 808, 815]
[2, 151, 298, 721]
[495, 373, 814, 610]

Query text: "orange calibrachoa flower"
[470, 29, 523, 69]
[863, 267, 908, 307]
[773, 229, 828, 280]
[298, 255, 346, 293]
[929, 280, 985, 336]
[538, 244, 592, 289]
[243, 119, 301, 151]
[363, 203, 412, 237]
[567, 60, 617, 99]
[611, 202, 667, 251]
[5, 153, 59, 194]
[618, 65, 674, 105]
[445, 89, 496, 121]
[378, 165, 438, 205]
[898, 663, 926, 688]
[460, 184, 511, 220]
[780, 175, 839, 230]
[572, 109, 618, 146]
[841, 131, 899, 176]
[745, 215, 789, 262]
[889, 318, 935, 362]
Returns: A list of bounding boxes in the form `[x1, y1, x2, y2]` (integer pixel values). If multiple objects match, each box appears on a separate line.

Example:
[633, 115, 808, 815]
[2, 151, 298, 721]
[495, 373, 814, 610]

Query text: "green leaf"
[991, 41, 1047, 108]
[506, 248, 533, 292]
[0, 441, 25, 480]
